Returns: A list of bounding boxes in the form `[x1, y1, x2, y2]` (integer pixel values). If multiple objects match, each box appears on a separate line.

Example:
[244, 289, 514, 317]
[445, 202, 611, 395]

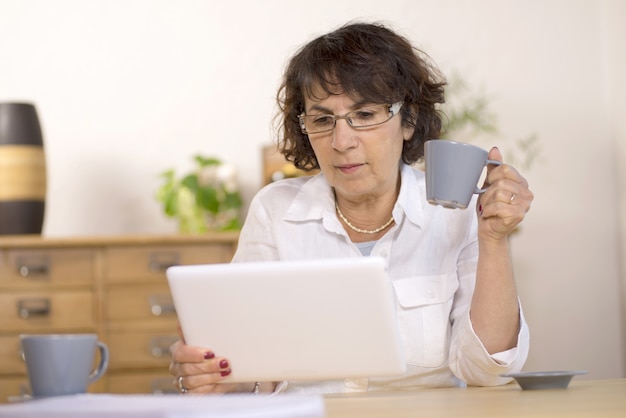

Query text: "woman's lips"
[336, 163, 364, 174]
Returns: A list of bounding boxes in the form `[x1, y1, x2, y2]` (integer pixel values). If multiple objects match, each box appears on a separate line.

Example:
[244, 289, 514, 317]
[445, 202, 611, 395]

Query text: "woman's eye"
[353, 110, 376, 120]
[312, 115, 334, 126]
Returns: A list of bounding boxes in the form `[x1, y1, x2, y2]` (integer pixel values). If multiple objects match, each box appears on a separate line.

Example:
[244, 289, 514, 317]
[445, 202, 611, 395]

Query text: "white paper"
[0, 393, 325, 418]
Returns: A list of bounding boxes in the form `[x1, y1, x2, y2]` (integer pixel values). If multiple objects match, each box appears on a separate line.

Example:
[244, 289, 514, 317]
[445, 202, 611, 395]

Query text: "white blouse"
[232, 164, 529, 394]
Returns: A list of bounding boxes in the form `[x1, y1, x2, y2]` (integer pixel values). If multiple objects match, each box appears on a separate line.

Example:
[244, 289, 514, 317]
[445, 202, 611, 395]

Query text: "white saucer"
[501, 370, 587, 390]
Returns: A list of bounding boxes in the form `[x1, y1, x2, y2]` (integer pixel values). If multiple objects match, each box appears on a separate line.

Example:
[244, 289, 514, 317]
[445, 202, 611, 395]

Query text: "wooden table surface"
[323, 379, 626, 418]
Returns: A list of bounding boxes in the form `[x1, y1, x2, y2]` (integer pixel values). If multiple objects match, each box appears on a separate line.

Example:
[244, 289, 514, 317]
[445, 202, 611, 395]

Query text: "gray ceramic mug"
[20, 334, 109, 398]
[425, 140, 502, 209]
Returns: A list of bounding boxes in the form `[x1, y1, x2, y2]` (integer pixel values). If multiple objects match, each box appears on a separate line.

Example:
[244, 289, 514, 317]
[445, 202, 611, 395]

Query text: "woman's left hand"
[477, 147, 533, 241]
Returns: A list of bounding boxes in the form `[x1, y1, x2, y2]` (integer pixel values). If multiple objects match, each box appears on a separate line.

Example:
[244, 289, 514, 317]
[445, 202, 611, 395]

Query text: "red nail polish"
[219, 359, 229, 369]
[220, 369, 231, 377]
[204, 351, 215, 360]
[479, 204, 483, 214]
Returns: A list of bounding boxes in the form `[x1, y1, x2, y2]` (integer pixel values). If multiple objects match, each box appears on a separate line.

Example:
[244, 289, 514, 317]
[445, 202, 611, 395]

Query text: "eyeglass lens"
[301, 104, 396, 134]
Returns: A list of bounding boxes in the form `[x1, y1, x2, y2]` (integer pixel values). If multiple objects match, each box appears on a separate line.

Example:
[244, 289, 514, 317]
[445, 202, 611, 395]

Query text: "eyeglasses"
[298, 102, 403, 135]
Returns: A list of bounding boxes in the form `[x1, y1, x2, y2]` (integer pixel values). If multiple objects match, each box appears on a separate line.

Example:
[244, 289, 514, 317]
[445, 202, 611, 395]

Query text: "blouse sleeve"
[448, 240, 530, 386]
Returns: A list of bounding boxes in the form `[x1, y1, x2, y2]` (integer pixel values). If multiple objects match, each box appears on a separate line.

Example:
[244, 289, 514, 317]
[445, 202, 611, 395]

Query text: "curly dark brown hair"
[274, 22, 446, 170]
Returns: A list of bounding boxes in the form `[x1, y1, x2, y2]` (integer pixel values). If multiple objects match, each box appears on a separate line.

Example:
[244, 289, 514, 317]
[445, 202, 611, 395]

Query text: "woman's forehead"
[304, 94, 372, 113]
[304, 83, 363, 106]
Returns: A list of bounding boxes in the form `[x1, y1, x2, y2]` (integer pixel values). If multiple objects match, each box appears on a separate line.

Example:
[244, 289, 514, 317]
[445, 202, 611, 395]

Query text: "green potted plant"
[156, 155, 242, 233]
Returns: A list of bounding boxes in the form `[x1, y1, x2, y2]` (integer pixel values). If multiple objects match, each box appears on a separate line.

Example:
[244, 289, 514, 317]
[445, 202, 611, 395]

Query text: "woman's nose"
[331, 119, 358, 151]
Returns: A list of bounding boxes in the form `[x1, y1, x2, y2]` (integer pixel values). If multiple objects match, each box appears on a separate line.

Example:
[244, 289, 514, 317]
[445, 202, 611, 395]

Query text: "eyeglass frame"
[298, 102, 403, 135]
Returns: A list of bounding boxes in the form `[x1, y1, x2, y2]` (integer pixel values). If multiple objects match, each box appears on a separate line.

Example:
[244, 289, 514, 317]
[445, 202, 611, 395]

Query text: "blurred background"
[1, 0, 624, 381]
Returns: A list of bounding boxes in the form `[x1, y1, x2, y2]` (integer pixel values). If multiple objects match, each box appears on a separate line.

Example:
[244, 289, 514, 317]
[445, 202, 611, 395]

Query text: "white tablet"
[166, 257, 405, 383]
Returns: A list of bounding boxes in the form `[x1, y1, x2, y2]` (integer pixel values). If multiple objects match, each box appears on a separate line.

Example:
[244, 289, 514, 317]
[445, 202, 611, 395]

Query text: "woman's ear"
[403, 126, 415, 141]
[402, 104, 418, 141]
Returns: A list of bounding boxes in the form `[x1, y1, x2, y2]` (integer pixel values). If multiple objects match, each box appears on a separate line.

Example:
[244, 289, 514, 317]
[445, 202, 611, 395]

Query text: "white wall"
[602, 0, 626, 371]
[1, 0, 624, 379]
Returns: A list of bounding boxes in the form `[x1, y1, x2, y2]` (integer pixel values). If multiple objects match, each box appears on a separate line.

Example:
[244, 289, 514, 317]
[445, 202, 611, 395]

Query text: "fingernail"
[219, 359, 229, 369]
[479, 204, 483, 215]
[204, 351, 215, 360]
[220, 369, 231, 377]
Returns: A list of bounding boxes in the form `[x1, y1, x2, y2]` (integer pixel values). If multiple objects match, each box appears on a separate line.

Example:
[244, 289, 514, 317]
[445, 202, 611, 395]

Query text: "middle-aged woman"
[169, 21, 533, 395]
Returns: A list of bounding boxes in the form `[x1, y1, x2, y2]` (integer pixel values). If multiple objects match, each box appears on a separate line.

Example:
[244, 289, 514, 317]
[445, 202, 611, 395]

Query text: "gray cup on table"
[425, 140, 502, 209]
[20, 334, 109, 398]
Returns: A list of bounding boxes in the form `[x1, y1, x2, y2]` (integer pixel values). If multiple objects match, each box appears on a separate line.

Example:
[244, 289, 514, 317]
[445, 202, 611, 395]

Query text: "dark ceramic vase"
[0, 102, 46, 235]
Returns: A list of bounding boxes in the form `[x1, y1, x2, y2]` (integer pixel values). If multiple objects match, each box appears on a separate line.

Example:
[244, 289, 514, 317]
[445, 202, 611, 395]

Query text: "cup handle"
[474, 159, 503, 194]
[89, 341, 110, 383]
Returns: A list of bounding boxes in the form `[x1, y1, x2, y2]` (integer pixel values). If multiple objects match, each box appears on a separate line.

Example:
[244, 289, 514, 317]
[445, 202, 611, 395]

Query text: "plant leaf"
[196, 187, 220, 214]
[181, 174, 200, 192]
[194, 155, 222, 168]
[223, 190, 243, 209]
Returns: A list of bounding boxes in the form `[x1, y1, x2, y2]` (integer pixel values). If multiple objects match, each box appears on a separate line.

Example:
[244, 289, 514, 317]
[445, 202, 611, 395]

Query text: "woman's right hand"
[169, 339, 237, 394]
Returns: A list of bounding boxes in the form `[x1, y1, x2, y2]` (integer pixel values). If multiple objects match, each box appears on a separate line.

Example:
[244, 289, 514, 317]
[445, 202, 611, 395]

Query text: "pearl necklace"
[335, 203, 395, 234]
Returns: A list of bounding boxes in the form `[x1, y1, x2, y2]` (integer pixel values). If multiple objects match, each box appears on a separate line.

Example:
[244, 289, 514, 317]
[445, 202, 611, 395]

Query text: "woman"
[169, 21, 533, 395]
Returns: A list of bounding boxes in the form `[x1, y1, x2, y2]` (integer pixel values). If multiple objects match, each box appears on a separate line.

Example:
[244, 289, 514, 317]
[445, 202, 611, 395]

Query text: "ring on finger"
[509, 193, 517, 203]
[177, 375, 188, 394]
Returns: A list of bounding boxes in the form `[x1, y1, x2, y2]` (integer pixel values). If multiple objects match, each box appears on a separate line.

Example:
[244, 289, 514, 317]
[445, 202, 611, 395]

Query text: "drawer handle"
[148, 253, 180, 273]
[17, 257, 50, 278]
[149, 295, 176, 317]
[150, 336, 179, 358]
[17, 298, 51, 319]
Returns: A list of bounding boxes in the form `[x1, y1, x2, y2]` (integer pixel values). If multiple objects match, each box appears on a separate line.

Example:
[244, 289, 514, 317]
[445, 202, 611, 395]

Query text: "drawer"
[0, 290, 95, 332]
[0, 248, 94, 288]
[105, 284, 177, 323]
[107, 331, 179, 369]
[106, 371, 177, 394]
[103, 244, 235, 283]
[0, 335, 26, 375]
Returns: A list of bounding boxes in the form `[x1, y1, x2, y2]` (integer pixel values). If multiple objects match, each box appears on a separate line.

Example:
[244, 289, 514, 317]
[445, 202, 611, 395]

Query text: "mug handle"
[88, 341, 110, 383]
[474, 159, 503, 194]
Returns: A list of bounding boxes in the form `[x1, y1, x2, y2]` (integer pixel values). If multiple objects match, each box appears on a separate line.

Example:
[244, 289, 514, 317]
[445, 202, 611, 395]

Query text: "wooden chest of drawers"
[0, 233, 238, 402]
